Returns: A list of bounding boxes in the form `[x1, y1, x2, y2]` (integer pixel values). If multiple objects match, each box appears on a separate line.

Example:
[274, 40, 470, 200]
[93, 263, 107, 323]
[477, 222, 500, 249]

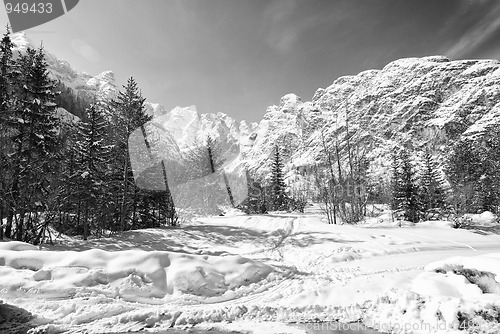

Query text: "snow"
[0, 248, 273, 299]
[463, 211, 498, 225]
[2, 209, 500, 333]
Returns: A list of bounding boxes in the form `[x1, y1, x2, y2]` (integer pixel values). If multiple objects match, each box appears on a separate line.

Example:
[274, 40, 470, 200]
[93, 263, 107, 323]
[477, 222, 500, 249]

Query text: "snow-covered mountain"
[11, 33, 257, 166]
[242, 56, 500, 183]
[11, 33, 117, 102]
[12, 32, 500, 183]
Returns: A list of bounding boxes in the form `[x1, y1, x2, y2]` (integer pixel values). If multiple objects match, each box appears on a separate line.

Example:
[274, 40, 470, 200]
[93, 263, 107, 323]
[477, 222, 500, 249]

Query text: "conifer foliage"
[270, 145, 288, 211]
[391, 149, 421, 223]
[446, 125, 500, 215]
[391, 148, 450, 222]
[0, 28, 180, 243]
[109, 77, 177, 230]
[0, 28, 15, 239]
[65, 100, 111, 240]
[419, 150, 447, 215]
[1, 35, 61, 241]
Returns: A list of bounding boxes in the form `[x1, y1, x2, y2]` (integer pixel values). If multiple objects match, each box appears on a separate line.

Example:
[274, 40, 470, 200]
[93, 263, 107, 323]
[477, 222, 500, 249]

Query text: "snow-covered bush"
[453, 216, 473, 229]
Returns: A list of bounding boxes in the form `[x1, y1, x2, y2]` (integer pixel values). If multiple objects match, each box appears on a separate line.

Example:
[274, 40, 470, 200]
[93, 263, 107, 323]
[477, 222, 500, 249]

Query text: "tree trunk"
[120, 161, 130, 231]
[83, 204, 88, 241]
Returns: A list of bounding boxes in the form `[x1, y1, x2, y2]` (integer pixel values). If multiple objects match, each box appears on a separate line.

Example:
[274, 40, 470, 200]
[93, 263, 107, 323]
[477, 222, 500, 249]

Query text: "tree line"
[0, 29, 178, 243]
[240, 117, 500, 225]
[391, 125, 500, 224]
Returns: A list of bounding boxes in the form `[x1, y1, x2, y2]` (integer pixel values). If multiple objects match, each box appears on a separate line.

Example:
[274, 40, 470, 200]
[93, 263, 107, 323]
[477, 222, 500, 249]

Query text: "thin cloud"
[263, 0, 301, 54]
[262, 1, 354, 55]
[444, 2, 500, 58]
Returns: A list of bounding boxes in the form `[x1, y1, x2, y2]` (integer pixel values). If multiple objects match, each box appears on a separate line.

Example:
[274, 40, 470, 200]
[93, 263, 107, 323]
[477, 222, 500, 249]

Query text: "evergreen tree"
[54, 81, 89, 119]
[71, 100, 111, 240]
[238, 171, 267, 214]
[109, 78, 179, 229]
[0, 27, 15, 238]
[5, 47, 60, 241]
[446, 139, 483, 214]
[55, 128, 80, 235]
[392, 149, 421, 223]
[180, 136, 230, 215]
[110, 78, 151, 231]
[0, 26, 14, 127]
[419, 150, 447, 216]
[270, 145, 287, 210]
[477, 123, 500, 213]
[390, 151, 401, 211]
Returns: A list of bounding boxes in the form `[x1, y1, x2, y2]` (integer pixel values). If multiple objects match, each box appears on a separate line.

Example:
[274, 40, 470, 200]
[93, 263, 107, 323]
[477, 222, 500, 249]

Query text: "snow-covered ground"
[1, 208, 500, 333]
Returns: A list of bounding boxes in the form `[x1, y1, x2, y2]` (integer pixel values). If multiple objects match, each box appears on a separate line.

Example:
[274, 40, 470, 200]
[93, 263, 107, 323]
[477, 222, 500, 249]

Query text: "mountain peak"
[279, 93, 302, 114]
[10, 32, 117, 100]
[10, 32, 31, 51]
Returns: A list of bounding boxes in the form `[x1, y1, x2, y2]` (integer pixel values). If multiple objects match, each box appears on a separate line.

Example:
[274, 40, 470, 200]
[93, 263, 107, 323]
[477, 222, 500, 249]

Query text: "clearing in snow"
[1, 208, 500, 333]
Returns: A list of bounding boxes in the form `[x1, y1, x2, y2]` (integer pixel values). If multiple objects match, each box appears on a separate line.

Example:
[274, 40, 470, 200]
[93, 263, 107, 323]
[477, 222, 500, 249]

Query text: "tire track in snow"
[239, 216, 296, 260]
[173, 216, 302, 310]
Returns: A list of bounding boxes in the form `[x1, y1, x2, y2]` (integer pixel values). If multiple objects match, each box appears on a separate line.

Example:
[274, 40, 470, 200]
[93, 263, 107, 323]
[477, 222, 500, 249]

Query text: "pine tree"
[179, 136, 230, 215]
[109, 78, 151, 230]
[6, 46, 60, 241]
[270, 145, 287, 211]
[419, 150, 447, 216]
[239, 171, 267, 214]
[477, 123, 500, 213]
[140, 125, 178, 226]
[109, 78, 179, 229]
[0, 27, 16, 238]
[390, 151, 401, 212]
[446, 139, 483, 214]
[445, 125, 500, 215]
[0, 27, 14, 128]
[55, 128, 80, 235]
[72, 100, 111, 240]
[392, 149, 421, 223]
[54, 81, 89, 119]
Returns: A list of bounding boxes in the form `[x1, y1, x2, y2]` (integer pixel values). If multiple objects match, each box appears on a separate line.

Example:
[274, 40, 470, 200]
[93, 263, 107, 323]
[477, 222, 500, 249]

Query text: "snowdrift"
[0, 242, 274, 299]
[418, 253, 500, 298]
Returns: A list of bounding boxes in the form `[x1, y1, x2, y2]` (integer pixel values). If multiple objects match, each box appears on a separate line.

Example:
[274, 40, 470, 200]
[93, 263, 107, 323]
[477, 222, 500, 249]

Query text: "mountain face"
[12, 32, 500, 184]
[242, 56, 500, 183]
[12, 33, 117, 102]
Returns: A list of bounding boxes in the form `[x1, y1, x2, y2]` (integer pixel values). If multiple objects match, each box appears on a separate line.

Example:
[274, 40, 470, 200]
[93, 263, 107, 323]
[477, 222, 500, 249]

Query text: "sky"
[2, 0, 500, 123]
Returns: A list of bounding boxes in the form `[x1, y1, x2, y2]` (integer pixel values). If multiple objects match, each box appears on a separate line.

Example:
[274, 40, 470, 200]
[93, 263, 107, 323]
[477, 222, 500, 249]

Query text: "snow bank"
[464, 211, 498, 225]
[423, 253, 500, 295]
[416, 220, 454, 228]
[396, 253, 500, 333]
[0, 243, 273, 299]
[0, 241, 38, 251]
